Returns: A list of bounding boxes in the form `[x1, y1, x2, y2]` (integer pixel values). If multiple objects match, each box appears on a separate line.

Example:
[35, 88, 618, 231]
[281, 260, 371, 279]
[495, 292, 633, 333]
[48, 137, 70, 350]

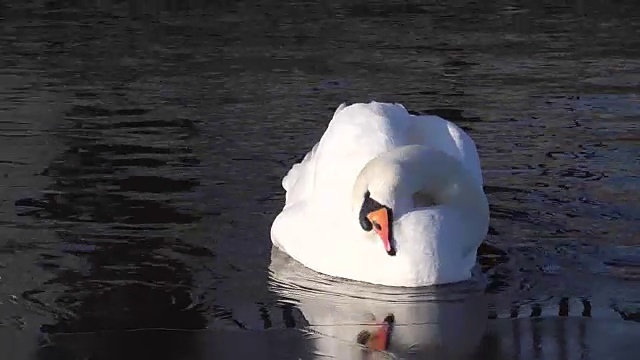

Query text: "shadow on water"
[0, 0, 639, 359]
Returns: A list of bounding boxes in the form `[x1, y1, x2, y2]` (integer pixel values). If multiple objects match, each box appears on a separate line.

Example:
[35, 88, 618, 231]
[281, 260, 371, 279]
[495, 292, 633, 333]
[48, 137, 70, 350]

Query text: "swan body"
[270, 101, 489, 287]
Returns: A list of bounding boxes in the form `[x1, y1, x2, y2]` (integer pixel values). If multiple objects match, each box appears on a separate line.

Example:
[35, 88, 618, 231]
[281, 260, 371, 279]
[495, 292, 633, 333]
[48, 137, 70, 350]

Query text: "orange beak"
[356, 314, 395, 351]
[366, 207, 394, 255]
[369, 319, 392, 351]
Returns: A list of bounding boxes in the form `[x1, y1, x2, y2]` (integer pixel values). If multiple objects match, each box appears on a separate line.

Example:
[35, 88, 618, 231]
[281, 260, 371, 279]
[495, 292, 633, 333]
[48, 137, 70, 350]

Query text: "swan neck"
[352, 145, 482, 215]
[391, 146, 480, 208]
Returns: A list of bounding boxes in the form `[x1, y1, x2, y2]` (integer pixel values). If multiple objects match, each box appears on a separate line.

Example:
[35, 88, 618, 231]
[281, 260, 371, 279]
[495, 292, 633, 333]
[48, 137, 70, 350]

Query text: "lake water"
[1, 0, 639, 359]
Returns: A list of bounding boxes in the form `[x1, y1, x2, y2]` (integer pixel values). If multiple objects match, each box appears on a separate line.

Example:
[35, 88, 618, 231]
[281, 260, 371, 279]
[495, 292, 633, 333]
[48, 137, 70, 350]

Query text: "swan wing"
[281, 141, 318, 205]
[272, 101, 413, 257]
[280, 101, 413, 209]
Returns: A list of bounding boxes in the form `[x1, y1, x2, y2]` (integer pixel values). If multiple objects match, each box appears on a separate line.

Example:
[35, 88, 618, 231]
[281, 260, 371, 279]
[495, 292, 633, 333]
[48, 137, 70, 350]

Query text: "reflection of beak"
[356, 314, 395, 351]
[366, 207, 395, 256]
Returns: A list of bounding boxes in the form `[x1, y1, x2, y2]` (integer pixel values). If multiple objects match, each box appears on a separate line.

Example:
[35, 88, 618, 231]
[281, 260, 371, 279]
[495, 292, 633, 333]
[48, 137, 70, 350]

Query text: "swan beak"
[366, 208, 395, 256]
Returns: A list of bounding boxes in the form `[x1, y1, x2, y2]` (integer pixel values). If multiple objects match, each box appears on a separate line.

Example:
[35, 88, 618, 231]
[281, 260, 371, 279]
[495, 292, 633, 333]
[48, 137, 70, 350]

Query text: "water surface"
[1, 0, 639, 359]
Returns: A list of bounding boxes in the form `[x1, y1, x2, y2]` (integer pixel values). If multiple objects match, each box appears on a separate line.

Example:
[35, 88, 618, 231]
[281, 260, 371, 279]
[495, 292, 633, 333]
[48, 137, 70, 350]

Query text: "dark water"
[1, 0, 639, 359]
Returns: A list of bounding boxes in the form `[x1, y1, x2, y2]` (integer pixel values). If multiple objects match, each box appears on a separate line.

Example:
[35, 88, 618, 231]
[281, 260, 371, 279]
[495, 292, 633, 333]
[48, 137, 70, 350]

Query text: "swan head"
[352, 152, 409, 257]
[352, 145, 463, 257]
[358, 190, 395, 256]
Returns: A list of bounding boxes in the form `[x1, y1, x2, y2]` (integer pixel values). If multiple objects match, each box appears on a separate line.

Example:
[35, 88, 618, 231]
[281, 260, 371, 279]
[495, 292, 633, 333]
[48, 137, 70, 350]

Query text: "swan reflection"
[268, 248, 488, 359]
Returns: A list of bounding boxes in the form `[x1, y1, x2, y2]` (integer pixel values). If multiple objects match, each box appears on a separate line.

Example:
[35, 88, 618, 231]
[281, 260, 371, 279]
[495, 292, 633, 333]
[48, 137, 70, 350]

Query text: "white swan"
[270, 101, 489, 287]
